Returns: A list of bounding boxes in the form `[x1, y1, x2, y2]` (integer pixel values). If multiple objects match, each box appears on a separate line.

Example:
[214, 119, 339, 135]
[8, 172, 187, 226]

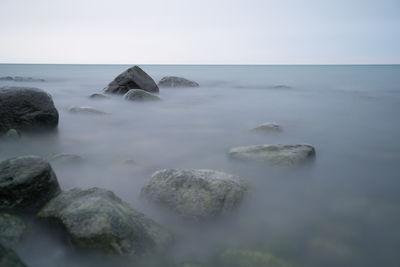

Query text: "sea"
[0, 64, 400, 267]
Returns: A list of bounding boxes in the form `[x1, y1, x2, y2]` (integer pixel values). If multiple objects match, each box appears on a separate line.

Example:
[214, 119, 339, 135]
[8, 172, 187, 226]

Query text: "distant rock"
[123, 89, 161, 102]
[46, 153, 84, 164]
[103, 66, 159, 95]
[0, 87, 59, 134]
[0, 243, 27, 267]
[272, 85, 291, 89]
[38, 187, 173, 256]
[0, 76, 45, 82]
[89, 93, 109, 99]
[0, 213, 28, 247]
[158, 76, 199, 87]
[250, 123, 281, 132]
[141, 169, 248, 220]
[68, 106, 107, 115]
[228, 144, 316, 166]
[0, 156, 61, 213]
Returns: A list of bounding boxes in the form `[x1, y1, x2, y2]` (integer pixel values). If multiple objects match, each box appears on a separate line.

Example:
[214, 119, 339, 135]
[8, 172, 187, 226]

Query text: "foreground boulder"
[103, 66, 159, 95]
[123, 89, 161, 102]
[0, 156, 61, 213]
[158, 76, 199, 87]
[141, 169, 247, 220]
[0, 243, 27, 267]
[0, 213, 28, 247]
[228, 144, 316, 166]
[0, 87, 59, 134]
[38, 187, 172, 256]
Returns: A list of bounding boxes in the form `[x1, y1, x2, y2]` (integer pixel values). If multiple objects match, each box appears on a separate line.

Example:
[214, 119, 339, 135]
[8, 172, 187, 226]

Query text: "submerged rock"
[103, 66, 159, 95]
[68, 106, 107, 115]
[0, 76, 45, 82]
[0, 156, 61, 213]
[38, 187, 172, 256]
[46, 153, 84, 164]
[123, 89, 161, 102]
[0, 243, 27, 267]
[0, 87, 59, 134]
[89, 93, 109, 99]
[3, 129, 21, 140]
[158, 76, 199, 87]
[0, 213, 28, 247]
[250, 123, 281, 132]
[218, 247, 289, 267]
[141, 169, 248, 220]
[228, 144, 316, 166]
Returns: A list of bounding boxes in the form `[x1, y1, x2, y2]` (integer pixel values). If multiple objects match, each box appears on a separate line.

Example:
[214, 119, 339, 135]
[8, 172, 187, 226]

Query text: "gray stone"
[250, 123, 281, 132]
[89, 93, 109, 99]
[123, 89, 161, 102]
[38, 187, 172, 256]
[68, 106, 107, 115]
[0, 87, 59, 134]
[158, 76, 199, 87]
[103, 66, 159, 95]
[0, 213, 28, 247]
[0, 243, 27, 267]
[0, 156, 61, 213]
[3, 129, 21, 140]
[141, 169, 247, 220]
[228, 144, 316, 166]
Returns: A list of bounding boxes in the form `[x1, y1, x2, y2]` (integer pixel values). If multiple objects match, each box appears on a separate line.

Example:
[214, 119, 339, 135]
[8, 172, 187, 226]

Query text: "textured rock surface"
[68, 106, 107, 115]
[38, 187, 172, 255]
[0, 87, 59, 133]
[141, 169, 247, 220]
[250, 123, 281, 132]
[103, 66, 159, 95]
[158, 76, 199, 87]
[0, 243, 27, 267]
[229, 144, 316, 166]
[0, 156, 61, 213]
[123, 89, 161, 102]
[0, 213, 28, 247]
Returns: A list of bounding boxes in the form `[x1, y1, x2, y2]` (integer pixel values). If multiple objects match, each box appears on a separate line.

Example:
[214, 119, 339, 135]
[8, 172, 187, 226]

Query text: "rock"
[38, 187, 172, 256]
[123, 89, 161, 102]
[141, 169, 248, 220]
[250, 123, 281, 132]
[0, 213, 28, 247]
[0, 243, 27, 267]
[218, 247, 289, 267]
[0, 76, 45, 82]
[0, 87, 59, 134]
[89, 93, 109, 99]
[3, 129, 21, 140]
[158, 76, 199, 87]
[46, 153, 84, 164]
[228, 144, 316, 166]
[0, 156, 61, 213]
[103, 66, 159, 95]
[68, 106, 107, 115]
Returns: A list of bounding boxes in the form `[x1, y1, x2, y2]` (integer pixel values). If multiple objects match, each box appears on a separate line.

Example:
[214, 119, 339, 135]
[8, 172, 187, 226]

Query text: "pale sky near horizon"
[0, 0, 399, 64]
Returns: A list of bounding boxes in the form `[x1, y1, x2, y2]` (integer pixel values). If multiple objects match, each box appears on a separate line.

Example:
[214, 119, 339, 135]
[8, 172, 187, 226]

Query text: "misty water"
[1, 64, 400, 267]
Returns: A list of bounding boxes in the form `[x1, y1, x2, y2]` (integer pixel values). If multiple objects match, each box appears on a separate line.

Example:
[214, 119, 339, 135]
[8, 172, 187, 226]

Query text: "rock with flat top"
[158, 76, 199, 87]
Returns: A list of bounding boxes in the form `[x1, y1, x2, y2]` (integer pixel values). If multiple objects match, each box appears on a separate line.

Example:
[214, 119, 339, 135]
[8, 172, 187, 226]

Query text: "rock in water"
[141, 169, 247, 220]
[0, 213, 28, 247]
[250, 123, 281, 132]
[68, 106, 107, 115]
[103, 66, 159, 95]
[0, 243, 27, 267]
[228, 144, 316, 166]
[0, 156, 61, 213]
[38, 187, 172, 256]
[158, 76, 199, 87]
[123, 89, 161, 102]
[0, 87, 59, 134]
[89, 93, 109, 99]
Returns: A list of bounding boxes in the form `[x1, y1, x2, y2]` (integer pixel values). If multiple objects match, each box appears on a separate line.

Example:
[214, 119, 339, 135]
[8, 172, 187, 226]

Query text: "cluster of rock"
[0, 76, 45, 82]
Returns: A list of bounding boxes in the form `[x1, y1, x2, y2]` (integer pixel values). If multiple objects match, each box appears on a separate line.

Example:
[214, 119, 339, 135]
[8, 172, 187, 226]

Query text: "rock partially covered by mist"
[0, 87, 59, 134]
[38, 187, 173, 256]
[158, 76, 199, 87]
[0, 243, 27, 267]
[0, 213, 28, 247]
[0, 76, 45, 82]
[103, 66, 159, 95]
[68, 106, 107, 115]
[141, 169, 248, 220]
[89, 93, 109, 99]
[0, 156, 61, 213]
[45, 153, 84, 164]
[229, 144, 316, 166]
[123, 89, 161, 102]
[250, 123, 281, 132]
[217, 247, 289, 267]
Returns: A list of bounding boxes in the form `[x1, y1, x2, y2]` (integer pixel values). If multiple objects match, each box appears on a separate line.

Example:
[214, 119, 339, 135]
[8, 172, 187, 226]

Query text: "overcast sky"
[0, 0, 399, 64]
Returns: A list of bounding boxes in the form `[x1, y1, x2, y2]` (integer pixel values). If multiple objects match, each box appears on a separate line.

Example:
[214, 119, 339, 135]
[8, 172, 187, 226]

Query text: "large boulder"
[123, 89, 161, 102]
[37, 187, 172, 256]
[141, 169, 248, 220]
[158, 76, 199, 87]
[0, 156, 61, 213]
[0, 213, 28, 247]
[0, 87, 59, 134]
[228, 144, 316, 166]
[103, 66, 159, 95]
[0, 243, 27, 267]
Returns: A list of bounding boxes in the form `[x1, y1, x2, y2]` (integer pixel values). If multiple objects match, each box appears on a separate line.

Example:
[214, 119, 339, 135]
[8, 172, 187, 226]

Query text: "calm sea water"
[1, 64, 400, 267]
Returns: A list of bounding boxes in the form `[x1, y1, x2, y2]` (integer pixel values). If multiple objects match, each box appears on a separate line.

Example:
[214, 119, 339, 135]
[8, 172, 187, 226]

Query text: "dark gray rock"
[0, 156, 61, 213]
[38, 187, 172, 256]
[0, 213, 28, 247]
[0, 76, 45, 82]
[0, 243, 27, 267]
[0, 87, 59, 134]
[158, 76, 199, 87]
[123, 89, 161, 102]
[229, 144, 316, 166]
[103, 66, 159, 95]
[89, 93, 109, 99]
[68, 106, 107, 115]
[141, 169, 247, 220]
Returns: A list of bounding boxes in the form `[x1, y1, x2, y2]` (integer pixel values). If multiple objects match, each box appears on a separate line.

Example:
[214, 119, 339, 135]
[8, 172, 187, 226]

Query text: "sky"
[0, 0, 399, 64]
